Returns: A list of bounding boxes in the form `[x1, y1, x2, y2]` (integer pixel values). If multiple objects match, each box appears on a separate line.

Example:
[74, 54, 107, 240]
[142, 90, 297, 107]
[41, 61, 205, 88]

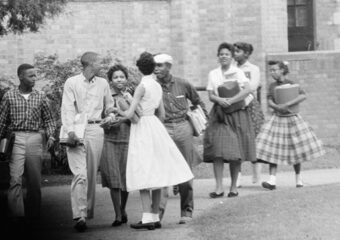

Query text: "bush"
[34, 51, 142, 173]
[0, 76, 15, 102]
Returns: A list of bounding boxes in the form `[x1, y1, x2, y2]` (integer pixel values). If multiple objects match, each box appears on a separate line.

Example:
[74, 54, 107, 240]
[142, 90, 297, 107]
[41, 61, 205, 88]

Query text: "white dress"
[126, 75, 194, 192]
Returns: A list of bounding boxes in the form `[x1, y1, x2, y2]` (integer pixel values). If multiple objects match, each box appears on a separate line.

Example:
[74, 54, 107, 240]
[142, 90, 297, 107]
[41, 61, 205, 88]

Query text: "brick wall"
[0, 0, 172, 84]
[0, 0, 288, 87]
[266, 51, 340, 145]
[315, 0, 340, 50]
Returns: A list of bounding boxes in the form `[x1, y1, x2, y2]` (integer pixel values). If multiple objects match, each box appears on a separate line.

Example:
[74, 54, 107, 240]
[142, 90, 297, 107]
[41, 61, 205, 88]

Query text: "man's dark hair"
[136, 52, 155, 75]
[268, 60, 289, 75]
[107, 64, 129, 81]
[217, 42, 235, 56]
[17, 63, 34, 77]
[80, 52, 99, 68]
[234, 42, 254, 55]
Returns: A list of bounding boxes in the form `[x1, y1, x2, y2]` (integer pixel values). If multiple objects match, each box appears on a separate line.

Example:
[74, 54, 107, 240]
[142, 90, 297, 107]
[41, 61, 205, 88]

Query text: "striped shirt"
[157, 75, 208, 122]
[0, 88, 56, 139]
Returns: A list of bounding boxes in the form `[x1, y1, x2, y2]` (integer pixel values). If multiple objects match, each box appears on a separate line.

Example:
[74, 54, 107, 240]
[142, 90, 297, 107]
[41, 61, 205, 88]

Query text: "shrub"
[34, 51, 142, 173]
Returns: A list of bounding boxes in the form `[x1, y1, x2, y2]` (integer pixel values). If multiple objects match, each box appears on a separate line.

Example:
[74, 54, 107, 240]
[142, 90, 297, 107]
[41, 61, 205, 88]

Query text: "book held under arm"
[59, 113, 87, 146]
[274, 84, 300, 115]
[187, 105, 207, 137]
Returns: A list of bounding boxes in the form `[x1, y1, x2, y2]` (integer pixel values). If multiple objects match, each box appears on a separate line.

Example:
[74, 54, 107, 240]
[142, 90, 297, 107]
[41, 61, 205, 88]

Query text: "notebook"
[59, 113, 87, 146]
[274, 84, 300, 114]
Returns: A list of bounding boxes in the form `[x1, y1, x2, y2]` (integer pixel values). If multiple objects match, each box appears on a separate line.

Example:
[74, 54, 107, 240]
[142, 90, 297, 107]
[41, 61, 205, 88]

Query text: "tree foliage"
[0, 0, 67, 36]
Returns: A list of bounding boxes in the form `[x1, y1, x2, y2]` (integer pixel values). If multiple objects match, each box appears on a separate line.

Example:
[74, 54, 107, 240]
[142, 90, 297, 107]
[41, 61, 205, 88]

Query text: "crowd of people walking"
[0, 41, 325, 233]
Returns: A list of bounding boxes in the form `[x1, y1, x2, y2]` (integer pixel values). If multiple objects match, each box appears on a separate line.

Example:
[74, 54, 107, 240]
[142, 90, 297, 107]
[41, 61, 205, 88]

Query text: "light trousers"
[8, 132, 43, 218]
[66, 124, 104, 220]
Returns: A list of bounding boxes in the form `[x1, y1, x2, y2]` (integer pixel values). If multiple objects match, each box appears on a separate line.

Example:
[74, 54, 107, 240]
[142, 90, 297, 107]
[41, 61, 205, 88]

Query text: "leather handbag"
[217, 81, 245, 114]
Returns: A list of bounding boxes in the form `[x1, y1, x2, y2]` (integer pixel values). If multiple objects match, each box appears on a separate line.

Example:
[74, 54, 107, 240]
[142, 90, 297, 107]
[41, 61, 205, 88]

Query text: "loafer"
[209, 192, 224, 198]
[227, 192, 239, 198]
[74, 219, 87, 232]
[112, 220, 122, 227]
[296, 184, 304, 188]
[130, 221, 155, 230]
[154, 221, 162, 229]
[178, 216, 192, 224]
[262, 181, 276, 190]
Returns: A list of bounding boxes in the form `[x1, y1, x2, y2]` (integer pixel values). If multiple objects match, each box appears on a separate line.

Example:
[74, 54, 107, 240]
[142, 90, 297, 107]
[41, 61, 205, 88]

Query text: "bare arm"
[118, 83, 145, 119]
[208, 90, 230, 108]
[284, 93, 306, 107]
[156, 97, 165, 122]
[228, 82, 252, 105]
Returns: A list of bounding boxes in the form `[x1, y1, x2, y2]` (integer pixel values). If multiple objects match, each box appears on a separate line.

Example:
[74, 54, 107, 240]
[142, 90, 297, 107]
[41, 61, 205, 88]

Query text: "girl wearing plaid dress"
[100, 64, 133, 227]
[257, 60, 325, 190]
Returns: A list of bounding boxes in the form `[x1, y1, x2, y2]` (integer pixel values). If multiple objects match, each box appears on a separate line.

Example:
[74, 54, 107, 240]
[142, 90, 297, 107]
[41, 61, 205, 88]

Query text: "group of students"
[0, 40, 325, 233]
[204, 42, 325, 200]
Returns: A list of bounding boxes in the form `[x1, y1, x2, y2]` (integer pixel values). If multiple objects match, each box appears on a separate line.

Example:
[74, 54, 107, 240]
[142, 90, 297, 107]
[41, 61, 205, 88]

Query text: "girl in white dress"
[114, 52, 194, 230]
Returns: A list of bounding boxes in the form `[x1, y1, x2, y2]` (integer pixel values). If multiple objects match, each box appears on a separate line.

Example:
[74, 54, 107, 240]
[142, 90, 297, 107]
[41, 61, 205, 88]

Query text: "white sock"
[267, 175, 276, 185]
[237, 172, 242, 186]
[77, 217, 86, 222]
[296, 174, 303, 185]
[152, 213, 160, 222]
[141, 212, 153, 224]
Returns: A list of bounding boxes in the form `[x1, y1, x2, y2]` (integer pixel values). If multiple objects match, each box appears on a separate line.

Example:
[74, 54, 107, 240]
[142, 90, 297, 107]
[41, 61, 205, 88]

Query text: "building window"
[287, 0, 314, 51]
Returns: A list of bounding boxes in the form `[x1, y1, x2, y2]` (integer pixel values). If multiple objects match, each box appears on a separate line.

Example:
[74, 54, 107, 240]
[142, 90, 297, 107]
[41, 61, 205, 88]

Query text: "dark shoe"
[112, 220, 122, 227]
[262, 181, 276, 190]
[121, 214, 128, 223]
[209, 192, 224, 198]
[74, 219, 87, 232]
[178, 216, 192, 224]
[173, 185, 179, 195]
[296, 184, 304, 188]
[154, 221, 162, 229]
[227, 192, 239, 198]
[130, 221, 155, 230]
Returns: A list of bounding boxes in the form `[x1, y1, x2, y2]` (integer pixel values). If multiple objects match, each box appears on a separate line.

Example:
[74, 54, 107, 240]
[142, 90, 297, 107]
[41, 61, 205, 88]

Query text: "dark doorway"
[288, 0, 315, 51]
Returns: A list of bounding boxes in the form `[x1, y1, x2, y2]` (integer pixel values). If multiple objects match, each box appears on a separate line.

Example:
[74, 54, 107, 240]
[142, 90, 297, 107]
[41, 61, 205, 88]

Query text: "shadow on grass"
[191, 183, 340, 240]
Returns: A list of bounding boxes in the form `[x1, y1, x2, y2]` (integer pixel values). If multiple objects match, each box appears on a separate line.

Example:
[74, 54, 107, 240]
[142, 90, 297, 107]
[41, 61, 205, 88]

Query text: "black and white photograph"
[0, 0, 339, 239]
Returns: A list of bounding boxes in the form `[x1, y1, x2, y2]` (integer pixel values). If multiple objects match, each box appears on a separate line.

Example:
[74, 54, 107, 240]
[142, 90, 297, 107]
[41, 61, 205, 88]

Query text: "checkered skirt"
[256, 114, 325, 165]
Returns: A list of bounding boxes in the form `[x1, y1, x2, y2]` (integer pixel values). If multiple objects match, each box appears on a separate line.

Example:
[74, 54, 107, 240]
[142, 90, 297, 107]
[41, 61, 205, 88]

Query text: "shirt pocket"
[173, 95, 188, 110]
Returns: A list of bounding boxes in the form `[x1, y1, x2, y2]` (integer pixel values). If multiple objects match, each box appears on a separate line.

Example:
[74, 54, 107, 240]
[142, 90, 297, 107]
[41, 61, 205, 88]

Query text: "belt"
[164, 118, 187, 124]
[88, 120, 102, 124]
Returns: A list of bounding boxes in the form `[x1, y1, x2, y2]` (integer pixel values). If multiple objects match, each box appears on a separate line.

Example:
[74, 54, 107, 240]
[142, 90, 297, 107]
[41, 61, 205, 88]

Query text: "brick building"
[0, 0, 340, 144]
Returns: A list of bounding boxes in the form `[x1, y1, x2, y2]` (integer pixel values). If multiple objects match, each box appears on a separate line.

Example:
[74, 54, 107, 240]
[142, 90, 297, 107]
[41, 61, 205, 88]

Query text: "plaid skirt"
[203, 104, 256, 163]
[248, 99, 264, 136]
[100, 138, 128, 191]
[256, 114, 325, 165]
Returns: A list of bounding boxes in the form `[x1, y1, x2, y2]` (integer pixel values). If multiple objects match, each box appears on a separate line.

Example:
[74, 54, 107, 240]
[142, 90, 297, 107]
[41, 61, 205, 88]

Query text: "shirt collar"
[15, 87, 38, 96]
[157, 74, 174, 86]
[81, 72, 97, 83]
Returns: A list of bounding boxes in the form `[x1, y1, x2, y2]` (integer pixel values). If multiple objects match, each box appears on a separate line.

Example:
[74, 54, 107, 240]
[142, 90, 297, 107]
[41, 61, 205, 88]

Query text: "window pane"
[288, 0, 295, 6]
[288, 7, 295, 27]
[296, 6, 308, 27]
[296, 0, 307, 5]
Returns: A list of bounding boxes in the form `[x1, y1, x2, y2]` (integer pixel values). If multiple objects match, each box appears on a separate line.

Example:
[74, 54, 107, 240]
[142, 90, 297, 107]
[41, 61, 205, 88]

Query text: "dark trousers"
[160, 120, 198, 218]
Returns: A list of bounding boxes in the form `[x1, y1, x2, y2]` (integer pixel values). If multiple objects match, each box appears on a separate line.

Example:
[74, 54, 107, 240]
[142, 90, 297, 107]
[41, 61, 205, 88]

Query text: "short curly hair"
[268, 60, 289, 75]
[234, 42, 254, 55]
[217, 42, 235, 57]
[136, 52, 155, 75]
[107, 64, 129, 82]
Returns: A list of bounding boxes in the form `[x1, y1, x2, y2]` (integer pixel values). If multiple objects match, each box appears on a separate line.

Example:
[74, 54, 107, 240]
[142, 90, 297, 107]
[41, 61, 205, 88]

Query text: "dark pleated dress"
[203, 104, 256, 163]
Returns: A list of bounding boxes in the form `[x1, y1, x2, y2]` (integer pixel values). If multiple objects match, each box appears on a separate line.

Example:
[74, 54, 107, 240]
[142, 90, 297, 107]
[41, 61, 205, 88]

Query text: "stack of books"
[274, 84, 300, 114]
[187, 105, 207, 137]
[217, 81, 245, 113]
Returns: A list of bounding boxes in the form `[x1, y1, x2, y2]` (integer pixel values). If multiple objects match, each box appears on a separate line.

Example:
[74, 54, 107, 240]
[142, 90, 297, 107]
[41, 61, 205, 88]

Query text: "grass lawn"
[191, 183, 340, 240]
[41, 144, 340, 187]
